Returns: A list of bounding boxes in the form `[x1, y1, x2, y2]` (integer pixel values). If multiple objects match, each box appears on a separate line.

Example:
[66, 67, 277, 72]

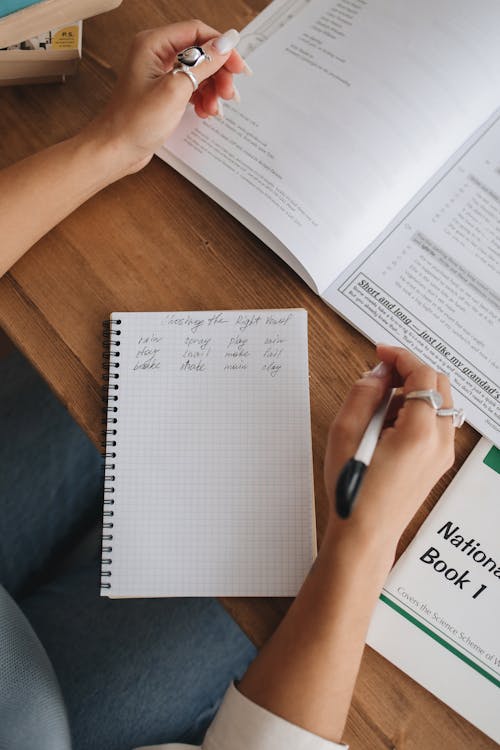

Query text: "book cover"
[367, 439, 500, 743]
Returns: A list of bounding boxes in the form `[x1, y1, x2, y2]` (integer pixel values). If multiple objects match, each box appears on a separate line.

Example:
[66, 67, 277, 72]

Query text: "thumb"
[194, 29, 241, 84]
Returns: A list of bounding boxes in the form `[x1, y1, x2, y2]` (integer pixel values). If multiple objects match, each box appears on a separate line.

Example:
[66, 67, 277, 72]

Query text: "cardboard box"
[0, 21, 82, 85]
[0, 0, 121, 48]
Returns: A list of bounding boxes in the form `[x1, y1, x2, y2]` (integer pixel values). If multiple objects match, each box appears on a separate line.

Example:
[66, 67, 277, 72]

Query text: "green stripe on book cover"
[380, 593, 500, 688]
[483, 445, 500, 474]
[0, 1, 44, 19]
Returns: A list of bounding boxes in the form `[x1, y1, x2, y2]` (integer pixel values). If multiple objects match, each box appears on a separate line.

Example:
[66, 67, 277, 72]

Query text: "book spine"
[101, 316, 121, 592]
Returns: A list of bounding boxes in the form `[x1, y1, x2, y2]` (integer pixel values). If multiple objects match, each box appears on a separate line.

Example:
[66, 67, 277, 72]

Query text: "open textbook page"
[327, 110, 500, 444]
[237, 0, 311, 58]
[367, 439, 500, 743]
[159, 0, 500, 294]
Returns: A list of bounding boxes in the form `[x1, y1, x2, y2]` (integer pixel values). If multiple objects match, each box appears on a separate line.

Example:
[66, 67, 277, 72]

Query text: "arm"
[237, 344, 455, 744]
[0, 21, 244, 279]
[0, 132, 125, 278]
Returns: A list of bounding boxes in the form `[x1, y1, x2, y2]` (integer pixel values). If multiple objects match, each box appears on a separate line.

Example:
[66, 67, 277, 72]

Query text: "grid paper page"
[102, 309, 316, 597]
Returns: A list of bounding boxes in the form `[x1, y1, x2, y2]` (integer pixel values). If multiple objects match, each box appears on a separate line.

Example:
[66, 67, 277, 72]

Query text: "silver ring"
[405, 389, 443, 410]
[171, 45, 212, 93]
[406, 389, 465, 427]
[172, 67, 198, 92]
[436, 407, 465, 428]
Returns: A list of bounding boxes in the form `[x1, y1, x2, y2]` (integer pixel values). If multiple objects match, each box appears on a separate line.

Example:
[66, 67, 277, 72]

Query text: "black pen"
[335, 388, 394, 519]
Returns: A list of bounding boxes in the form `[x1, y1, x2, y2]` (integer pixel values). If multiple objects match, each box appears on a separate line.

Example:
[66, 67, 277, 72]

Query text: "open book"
[157, 0, 500, 446]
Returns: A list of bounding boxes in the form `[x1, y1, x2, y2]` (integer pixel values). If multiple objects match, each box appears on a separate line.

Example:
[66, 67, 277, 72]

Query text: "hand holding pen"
[324, 345, 458, 548]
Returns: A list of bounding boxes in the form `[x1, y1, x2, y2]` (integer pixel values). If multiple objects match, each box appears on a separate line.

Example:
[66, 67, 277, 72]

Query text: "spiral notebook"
[101, 309, 316, 597]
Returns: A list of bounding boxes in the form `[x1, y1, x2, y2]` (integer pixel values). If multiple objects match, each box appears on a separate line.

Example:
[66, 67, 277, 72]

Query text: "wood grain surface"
[0, 2, 492, 748]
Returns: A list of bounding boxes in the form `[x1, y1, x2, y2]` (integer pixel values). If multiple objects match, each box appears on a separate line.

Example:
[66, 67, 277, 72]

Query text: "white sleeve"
[135, 683, 348, 750]
[202, 683, 348, 750]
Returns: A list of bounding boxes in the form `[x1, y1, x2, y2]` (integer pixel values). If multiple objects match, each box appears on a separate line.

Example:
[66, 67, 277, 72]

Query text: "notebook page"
[103, 309, 316, 597]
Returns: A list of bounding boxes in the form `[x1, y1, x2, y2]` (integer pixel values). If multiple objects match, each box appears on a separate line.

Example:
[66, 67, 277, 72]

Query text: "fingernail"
[240, 60, 253, 76]
[363, 361, 391, 378]
[216, 98, 224, 120]
[232, 83, 241, 103]
[213, 29, 240, 55]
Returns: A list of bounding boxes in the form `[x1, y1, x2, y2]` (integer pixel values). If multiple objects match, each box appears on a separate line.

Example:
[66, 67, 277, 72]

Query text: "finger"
[191, 83, 219, 118]
[377, 345, 439, 433]
[195, 65, 240, 118]
[436, 372, 456, 449]
[201, 79, 219, 116]
[125, 21, 219, 80]
[164, 29, 241, 106]
[376, 344, 430, 384]
[400, 363, 437, 433]
[437, 372, 453, 409]
[223, 48, 248, 75]
[147, 22, 246, 73]
[325, 366, 393, 491]
[384, 390, 405, 426]
[213, 67, 236, 100]
[142, 20, 221, 67]
[193, 100, 209, 118]
[190, 81, 208, 108]
[180, 29, 241, 82]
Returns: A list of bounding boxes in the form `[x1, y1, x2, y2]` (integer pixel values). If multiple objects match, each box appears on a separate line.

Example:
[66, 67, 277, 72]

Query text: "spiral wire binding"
[101, 318, 122, 591]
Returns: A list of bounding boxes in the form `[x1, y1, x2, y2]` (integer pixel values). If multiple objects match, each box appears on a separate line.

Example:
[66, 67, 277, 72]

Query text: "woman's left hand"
[87, 20, 246, 175]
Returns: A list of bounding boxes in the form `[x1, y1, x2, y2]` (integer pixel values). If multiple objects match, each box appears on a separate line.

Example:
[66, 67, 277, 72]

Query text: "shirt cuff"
[203, 683, 348, 750]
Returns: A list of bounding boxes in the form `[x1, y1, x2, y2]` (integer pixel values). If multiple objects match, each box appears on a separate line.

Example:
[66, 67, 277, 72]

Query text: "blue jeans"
[0, 351, 256, 750]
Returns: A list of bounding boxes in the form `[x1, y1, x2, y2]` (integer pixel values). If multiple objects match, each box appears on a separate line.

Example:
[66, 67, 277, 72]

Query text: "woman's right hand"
[240, 345, 456, 743]
[323, 344, 456, 557]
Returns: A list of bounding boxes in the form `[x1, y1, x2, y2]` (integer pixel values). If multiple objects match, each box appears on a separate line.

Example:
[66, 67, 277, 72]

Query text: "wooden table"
[0, 2, 491, 748]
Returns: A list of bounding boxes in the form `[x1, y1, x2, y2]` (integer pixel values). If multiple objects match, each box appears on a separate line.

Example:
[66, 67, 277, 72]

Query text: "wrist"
[74, 119, 149, 187]
[320, 517, 398, 576]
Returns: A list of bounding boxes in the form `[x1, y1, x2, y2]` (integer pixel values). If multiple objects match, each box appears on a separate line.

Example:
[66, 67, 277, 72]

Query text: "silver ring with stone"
[405, 389, 443, 410]
[171, 45, 212, 92]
